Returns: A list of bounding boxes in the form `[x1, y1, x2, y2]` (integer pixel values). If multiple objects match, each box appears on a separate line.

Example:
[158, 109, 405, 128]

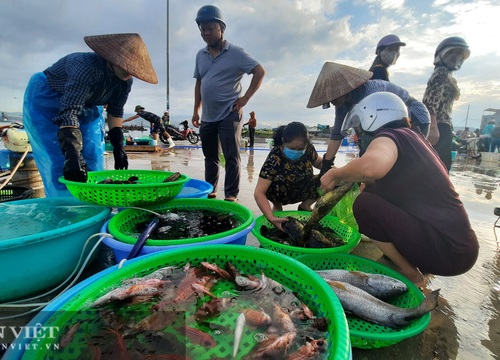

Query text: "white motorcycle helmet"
[341, 92, 408, 136]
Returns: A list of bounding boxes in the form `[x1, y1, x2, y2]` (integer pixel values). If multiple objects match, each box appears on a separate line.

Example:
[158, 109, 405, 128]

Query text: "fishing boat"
[1, 122, 32, 152]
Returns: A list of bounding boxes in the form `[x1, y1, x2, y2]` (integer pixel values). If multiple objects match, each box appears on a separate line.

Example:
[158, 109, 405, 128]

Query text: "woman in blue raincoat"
[23, 33, 157, 197]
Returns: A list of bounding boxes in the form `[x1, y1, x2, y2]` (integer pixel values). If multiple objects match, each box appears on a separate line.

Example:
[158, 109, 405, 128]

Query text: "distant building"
[481, 108, 500, 129]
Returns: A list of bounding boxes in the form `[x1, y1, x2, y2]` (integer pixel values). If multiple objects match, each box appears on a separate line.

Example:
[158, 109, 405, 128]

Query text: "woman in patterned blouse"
[423, 37, 470, 172]
[254, 122, 323, 230]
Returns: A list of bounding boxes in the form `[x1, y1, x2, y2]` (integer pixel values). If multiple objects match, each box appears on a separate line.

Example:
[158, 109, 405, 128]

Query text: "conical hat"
[84, 33, 158, 84]
[307, 62, 372, 108]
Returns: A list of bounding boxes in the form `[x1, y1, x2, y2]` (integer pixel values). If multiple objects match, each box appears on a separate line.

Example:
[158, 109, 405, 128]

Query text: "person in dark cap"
[23, 33, 157, 197]
[191, 5, 265, 202]
[423, 36, 470, 171]
[369, 34, 406, 81]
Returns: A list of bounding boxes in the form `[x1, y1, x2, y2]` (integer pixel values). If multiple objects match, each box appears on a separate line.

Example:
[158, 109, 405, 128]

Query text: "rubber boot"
[168, 137, 176, 148]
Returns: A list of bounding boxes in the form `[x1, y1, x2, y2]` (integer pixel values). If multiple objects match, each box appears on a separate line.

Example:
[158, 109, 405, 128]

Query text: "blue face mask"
[283, 147, 306, 161]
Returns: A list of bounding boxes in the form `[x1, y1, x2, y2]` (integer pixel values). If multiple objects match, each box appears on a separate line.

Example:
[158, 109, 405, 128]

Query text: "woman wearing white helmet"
[320, 92, 478, 287]
[423, 36, 471, 171]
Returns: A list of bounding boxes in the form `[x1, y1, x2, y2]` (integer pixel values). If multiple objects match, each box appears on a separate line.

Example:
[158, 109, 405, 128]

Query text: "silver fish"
[316, 269, 408, 299]
[91, 278, 166, 307]
[122, 266, 177, 285]
[326, 280, 439, 329]
[233, 312, 246, 359]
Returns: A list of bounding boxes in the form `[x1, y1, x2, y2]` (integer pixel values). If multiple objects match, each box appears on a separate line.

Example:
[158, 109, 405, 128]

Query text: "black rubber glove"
[108, 127, 128, 170]
[57, 127, 88, 182]
[319, 157, 335, 178]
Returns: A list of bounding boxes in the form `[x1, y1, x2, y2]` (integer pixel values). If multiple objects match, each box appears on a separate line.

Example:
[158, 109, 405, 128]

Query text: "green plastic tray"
[252, 211, 361, 258]
[108, 198, 254, 246]
[297, 253, 431, 349]
[27, 245, 351, 360]
[59, 170, 189, 207]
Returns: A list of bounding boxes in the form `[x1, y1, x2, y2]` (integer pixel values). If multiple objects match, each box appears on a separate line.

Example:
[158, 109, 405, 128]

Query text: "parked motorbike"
[160, 120, 200, 145]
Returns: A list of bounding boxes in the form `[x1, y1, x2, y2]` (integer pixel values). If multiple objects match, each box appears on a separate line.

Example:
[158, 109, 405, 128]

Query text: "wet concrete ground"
[115, 139, 500, 360]
[1, 138, 498, 359]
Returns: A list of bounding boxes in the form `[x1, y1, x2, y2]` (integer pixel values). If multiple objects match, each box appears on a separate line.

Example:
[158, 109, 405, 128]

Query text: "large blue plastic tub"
[0, 197, 111, 302]
[175, 178, 213, 199]
[100, 218, 254, 262]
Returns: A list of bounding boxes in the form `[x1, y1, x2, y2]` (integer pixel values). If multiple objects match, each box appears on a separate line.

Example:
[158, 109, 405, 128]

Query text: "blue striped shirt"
[331, 80, 430, 140]
[43, 52, 132, 126]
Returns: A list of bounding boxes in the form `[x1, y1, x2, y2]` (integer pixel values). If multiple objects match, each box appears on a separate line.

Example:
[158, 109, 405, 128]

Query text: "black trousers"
[433, 123, 453, 172]
[199, 111, 242, 199]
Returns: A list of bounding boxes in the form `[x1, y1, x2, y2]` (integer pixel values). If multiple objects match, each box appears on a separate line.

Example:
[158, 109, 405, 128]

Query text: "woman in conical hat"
[307, 61, 430, 178]
[23, 33, 157, 197]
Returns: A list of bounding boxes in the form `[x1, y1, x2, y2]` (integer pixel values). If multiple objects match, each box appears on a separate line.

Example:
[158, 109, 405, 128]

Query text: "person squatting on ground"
[23, 33, 157, 197]
[244, 111, 257, 147]
[307, 61, 430, 177]
[369, 34, 406, 81]
[124, 105, 176, 147]
[191, 5, 265, 201]
[320, 92, 479, 287]
[254, 122, 323, 231]
[423, 36, 471, 172]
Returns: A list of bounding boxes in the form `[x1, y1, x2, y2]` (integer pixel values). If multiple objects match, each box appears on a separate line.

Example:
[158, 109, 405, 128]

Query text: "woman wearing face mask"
[423, 37, 470, 172]
[369, 35, 406, 81]
[254, 122, 323, 230]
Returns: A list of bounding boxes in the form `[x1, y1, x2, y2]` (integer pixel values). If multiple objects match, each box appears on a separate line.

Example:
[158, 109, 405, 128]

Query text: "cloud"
[0, 0, 498, 130]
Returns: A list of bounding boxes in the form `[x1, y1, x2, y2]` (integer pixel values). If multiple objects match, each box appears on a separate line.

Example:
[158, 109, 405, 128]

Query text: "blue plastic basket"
[175, 178, 213, 199]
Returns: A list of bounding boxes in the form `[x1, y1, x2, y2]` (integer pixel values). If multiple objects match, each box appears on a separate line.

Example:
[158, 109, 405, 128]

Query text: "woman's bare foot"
[400, 267, 426, 288]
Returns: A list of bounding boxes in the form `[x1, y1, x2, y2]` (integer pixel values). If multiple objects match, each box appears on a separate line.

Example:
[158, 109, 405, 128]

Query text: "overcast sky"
[1, 0, 499, 130]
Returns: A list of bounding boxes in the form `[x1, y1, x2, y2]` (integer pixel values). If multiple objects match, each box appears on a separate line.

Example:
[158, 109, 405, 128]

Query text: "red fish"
[181, 326, 216, 347]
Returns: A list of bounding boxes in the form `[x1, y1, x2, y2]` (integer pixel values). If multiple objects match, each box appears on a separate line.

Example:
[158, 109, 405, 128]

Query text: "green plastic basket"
[252, 211, 361, 258]
[108, 198, 255, 246]
[59, 170, 189, 207]
[296, 253, 430, 349]
[26, 245, 351, 360]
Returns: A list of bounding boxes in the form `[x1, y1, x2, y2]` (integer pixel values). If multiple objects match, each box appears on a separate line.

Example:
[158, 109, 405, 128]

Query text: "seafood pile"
[316, 269, 439, 329]
[260, 218, 347, 248]
[97, 172, 181, 184]
[135, 210, 241, 240]
[260, 182, 355, 249]
[53, 262, 330, 359]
